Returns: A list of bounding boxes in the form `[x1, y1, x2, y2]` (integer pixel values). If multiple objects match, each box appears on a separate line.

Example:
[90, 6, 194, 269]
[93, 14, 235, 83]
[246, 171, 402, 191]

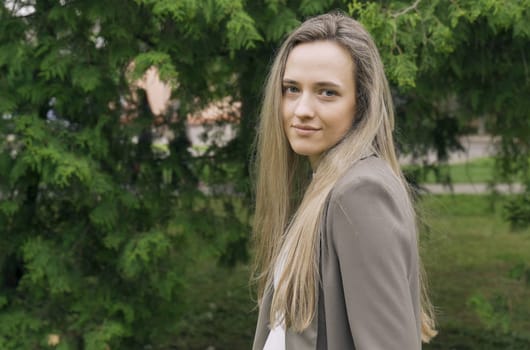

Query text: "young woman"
[251, 12, 437, 350]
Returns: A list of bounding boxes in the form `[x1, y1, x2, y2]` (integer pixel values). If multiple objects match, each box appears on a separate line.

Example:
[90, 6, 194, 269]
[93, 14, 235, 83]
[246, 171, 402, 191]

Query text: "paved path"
[422, 183, 525, 195]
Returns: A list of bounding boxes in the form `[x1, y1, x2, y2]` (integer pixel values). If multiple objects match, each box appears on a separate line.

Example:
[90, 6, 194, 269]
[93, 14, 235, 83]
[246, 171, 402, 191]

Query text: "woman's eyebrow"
[282, 79, 298, 85]
[282, 79, 342, 88]
[314, 81, 342, 88]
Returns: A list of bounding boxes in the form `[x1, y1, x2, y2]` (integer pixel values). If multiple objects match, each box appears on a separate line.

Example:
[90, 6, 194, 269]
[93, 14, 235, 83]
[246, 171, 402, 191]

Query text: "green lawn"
[404, 157, 519, 184]
[420, 195, 530, 349]
[174, 195, 530, 349]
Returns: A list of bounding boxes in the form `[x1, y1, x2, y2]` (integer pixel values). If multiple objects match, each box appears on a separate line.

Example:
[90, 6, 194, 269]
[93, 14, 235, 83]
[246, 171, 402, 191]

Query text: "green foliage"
[130, 51, 178, 83]
[504, 192, 530, 229]
[299, 0, 336, 16]
[348, 0, 530, 187]
[1, 0, 529, 348]
[263, 8, 300, 42]
[226, 10, 264, 50]
[507, 261, 530, 285]
[84, 321, 128, 350]
[467, 293, 511, 333]
[0, 310, 44, 349]
[0, 1, 252, 348]
[424, 326, 530, 350]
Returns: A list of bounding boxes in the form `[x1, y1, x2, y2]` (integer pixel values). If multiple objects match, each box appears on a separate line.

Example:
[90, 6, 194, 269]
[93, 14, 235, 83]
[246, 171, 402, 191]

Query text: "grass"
[420, 195, 530, 349]
[172, 262, 257, 349]
[403, 157, 515, 184]
[173, 194, 530, 349]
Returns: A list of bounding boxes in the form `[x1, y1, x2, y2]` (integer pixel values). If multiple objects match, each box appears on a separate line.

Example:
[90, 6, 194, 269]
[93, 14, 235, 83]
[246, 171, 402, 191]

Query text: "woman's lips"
[292, 124, 321, 136]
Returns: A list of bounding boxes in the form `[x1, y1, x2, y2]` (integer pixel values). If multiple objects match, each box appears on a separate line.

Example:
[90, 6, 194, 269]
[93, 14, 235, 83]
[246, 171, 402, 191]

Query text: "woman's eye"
[321, 89, 337, 97]
[283, 86, 299, 94]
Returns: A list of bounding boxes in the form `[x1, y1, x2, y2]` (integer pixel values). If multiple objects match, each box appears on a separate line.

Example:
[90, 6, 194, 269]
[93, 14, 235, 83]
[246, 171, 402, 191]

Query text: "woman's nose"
[293, 93, 316, 119]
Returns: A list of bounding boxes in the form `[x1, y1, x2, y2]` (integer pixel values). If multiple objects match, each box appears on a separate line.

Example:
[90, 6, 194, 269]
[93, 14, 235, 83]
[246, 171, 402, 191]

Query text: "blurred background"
[0, 0, 529, 349]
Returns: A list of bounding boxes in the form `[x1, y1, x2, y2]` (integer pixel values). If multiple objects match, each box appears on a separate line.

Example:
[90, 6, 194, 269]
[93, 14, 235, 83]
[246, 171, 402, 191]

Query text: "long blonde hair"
[252, 12, 437, 342]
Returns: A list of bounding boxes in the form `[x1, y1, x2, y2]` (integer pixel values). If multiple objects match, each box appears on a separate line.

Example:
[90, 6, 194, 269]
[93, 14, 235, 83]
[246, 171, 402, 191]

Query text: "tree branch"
[392, 0, 422, 18]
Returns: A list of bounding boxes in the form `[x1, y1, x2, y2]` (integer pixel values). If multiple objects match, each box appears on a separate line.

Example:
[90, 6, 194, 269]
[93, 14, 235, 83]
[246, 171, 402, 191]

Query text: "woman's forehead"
[283, 41, 354, 86]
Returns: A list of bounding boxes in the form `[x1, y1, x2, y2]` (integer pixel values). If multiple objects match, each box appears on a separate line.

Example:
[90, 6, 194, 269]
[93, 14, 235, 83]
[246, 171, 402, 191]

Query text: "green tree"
[349, 0, 530, 216]
[1, 0, 529, 348]
[0, 1, 254, 348]
[354, 0, 530, 178]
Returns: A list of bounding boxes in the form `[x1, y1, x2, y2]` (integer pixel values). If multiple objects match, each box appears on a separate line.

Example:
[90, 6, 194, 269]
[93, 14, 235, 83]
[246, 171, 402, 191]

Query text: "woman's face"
[282, 40, 356, 168]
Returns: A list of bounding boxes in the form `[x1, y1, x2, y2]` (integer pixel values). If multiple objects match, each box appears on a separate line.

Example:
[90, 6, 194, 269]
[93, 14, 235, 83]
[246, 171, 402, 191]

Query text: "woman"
[251, 11, 437, 350]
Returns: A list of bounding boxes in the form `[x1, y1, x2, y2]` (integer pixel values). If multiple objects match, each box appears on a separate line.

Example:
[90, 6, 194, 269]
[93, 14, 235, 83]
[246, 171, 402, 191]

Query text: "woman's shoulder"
[329, 155, 404, 203]
[323, 155, 416, 253]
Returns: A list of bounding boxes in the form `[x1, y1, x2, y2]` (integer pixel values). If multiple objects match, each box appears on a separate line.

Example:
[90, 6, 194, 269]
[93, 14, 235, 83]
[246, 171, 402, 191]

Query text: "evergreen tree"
[0, 0, 529, 348]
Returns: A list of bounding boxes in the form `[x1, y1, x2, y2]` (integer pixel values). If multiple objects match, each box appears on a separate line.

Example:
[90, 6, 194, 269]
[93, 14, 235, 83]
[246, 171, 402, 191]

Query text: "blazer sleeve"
[328, 176, 421, 350]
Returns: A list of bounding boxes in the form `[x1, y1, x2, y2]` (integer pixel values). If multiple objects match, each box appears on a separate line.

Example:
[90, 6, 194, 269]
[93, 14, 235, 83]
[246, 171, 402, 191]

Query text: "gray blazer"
[252, 156, 421, 349]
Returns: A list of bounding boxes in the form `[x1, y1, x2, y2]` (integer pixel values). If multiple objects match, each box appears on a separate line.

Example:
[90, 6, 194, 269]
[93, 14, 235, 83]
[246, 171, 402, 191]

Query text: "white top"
[263, 325, 285, 350]
[263, 250, 288, 350]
